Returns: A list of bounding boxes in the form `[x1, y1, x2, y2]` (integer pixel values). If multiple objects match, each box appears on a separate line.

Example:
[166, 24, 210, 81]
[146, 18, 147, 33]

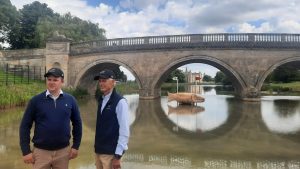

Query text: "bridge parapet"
[70, 33, 300, 55]
[1, 49, 45, 59]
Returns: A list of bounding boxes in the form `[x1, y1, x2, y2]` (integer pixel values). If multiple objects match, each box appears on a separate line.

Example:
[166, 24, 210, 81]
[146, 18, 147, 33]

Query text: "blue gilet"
[94, 89, 123, 154]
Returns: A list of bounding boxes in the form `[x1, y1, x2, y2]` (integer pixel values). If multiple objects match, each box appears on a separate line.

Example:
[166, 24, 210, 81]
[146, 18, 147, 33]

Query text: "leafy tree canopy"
[203, 74, 214, 82]
[214, 71, 232, 85]
[166, 69, 186, 83]
[266, 65, 300, 83]
[0, 0, 19, 48]
[36, 12, 105, 47]
[3, 0, 106, 49]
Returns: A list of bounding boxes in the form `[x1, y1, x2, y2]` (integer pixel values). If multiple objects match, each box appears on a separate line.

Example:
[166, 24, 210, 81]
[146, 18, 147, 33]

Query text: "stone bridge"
[1, 33, 300, 100]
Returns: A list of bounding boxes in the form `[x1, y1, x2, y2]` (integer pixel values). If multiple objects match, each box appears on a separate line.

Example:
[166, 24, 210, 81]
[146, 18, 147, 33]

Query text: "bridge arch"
[257, 56, 300, 91]
[73, 59, 142, 91]
[153, 55, 247, 96]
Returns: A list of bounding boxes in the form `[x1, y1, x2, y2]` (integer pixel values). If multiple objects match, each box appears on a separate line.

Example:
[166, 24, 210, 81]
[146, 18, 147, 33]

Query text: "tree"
[0, 0, 19, 48]
[8, 1, 106, 49]
[271, 65, 300, 83]
[6, 1, 55, 49]
[203, 74, 213, 82]
[214, 71, 232, 85]
[214, 71, 225, 83]
[36, 12, 106, 47]
[166, 69, 186, 83]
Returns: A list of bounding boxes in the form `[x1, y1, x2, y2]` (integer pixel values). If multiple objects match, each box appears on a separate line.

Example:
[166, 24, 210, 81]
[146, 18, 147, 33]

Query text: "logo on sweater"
[106, 105, 111, 110]
[65, 104, 68, 107]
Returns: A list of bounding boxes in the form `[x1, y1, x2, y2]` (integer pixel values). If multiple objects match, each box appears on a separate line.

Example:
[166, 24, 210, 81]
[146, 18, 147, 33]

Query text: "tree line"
[166, 64, 300, 84]
[213, 65, 300, 85]
[0, 0, 106, 49]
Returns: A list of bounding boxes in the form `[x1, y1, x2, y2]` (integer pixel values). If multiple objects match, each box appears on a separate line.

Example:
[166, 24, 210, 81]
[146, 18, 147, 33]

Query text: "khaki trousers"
[32, 147, 69, 169]
[95, 154, 114, 169]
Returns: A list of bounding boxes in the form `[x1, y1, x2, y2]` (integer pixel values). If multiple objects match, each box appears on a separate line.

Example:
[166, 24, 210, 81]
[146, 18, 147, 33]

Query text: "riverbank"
[0, 82, 89, 109]
[1, 81, 299, 109]
[0, 81, 137, 109]
[262, 82, 300, 96]
[0, 82, 45, 109]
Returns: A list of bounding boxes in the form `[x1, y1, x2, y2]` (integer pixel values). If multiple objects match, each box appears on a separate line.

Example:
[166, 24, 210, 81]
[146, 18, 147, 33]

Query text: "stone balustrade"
[70, 33, 300, 55]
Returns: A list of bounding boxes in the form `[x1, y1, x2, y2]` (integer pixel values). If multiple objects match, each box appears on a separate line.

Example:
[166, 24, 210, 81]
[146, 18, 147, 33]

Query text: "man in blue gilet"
[94, 69, 130, 169]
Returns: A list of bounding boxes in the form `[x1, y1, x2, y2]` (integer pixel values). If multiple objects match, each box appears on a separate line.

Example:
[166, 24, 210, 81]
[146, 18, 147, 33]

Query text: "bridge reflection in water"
[1, 87, 300, 169]
[122, 152, 300, 169]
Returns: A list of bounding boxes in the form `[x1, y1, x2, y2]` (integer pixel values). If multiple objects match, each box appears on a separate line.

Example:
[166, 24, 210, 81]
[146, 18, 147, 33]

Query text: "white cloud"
[10, 0, 300, 37]
[9, 0, 300, 78]
[236, 22, 273, 33]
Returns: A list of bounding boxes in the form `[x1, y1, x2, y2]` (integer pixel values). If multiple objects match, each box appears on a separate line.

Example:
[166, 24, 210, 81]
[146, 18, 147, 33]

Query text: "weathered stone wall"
[0, 49, 46, 67]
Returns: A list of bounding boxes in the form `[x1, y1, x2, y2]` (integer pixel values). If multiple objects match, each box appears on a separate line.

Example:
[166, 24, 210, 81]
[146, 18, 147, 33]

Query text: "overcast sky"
[10, 0, 300, 79]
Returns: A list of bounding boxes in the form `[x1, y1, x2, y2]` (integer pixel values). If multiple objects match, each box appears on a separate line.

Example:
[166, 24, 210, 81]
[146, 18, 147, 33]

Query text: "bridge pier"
[139, 88, 161, 100]
[239, 87, 261, 102]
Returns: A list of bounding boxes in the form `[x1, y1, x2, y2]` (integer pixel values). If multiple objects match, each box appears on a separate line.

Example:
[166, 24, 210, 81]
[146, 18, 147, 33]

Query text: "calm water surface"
[1, 86, 300, 169]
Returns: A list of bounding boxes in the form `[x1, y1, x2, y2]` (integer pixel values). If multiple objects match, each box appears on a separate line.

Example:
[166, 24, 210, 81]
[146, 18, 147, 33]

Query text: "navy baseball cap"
[94, 69, 116, 80]
[44, 68, 64, 78]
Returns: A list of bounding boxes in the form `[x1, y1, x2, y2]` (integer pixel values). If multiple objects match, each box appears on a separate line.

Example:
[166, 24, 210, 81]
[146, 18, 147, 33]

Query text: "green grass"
[262, 81, 300, 95]
[0, 82, 45, 109]
[63, 87, 89, 98]
[0, 82, 91, 109]
[115, 81, 139, 95]
[268, 82, 300, 91]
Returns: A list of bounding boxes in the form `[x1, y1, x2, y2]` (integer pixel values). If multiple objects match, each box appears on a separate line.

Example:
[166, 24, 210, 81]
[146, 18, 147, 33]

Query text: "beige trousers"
[32, 147, 69, 169]
[95, 154, 114, 169]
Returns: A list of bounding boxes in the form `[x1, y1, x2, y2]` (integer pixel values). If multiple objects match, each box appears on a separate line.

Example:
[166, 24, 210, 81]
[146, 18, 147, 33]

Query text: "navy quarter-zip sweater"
[94, 89, 123, 154]
[19, 91, 82, 156]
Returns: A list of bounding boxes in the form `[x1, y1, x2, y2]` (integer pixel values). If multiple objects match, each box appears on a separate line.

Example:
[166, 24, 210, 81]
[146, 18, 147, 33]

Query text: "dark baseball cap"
[94, 69, 116, 80]
[44, 68, 64, 78]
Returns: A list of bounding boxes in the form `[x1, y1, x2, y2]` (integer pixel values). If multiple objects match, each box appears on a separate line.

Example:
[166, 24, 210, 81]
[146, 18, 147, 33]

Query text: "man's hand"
[112, 158, 121, 169]
[69, 148, 79, 160]
[23, 153, 34, 164]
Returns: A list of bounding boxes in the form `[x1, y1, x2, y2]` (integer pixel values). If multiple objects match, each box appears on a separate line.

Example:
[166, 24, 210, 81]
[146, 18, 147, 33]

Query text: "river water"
[0, 85, 300, 169]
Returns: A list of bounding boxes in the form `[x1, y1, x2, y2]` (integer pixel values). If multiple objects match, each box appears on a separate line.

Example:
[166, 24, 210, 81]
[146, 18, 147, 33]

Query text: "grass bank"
[115, 81, 139, 95]
[0, 82, 90, 109]
[0, 81, 138, 109]
[0, 82, 45, 109]
[262, 82, 300, 95]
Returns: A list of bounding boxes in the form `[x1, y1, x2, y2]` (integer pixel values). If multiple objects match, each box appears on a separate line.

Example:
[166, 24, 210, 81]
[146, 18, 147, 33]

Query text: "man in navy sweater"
[19, 68, 82, 169]
[94, 69, 130, 169]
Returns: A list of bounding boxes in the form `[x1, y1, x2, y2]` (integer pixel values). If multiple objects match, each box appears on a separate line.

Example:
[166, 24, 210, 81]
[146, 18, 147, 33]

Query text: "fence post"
[27, 65, 30, 84]
[44, 66, 46, 81]
[33, 66, 35, 81]
[13, 65, 16, 84]
[21, 65, 23, 83]
[5, 63, 8, 86]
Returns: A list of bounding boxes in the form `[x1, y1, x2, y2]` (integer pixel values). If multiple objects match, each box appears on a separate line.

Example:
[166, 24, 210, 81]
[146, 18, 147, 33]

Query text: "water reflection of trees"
[161, 85, 185, 96]
[203, 86, 213, 92]
[273, 99, 300, 116]
[215, 85, 234, 95]
[261, 97, 300, 134]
